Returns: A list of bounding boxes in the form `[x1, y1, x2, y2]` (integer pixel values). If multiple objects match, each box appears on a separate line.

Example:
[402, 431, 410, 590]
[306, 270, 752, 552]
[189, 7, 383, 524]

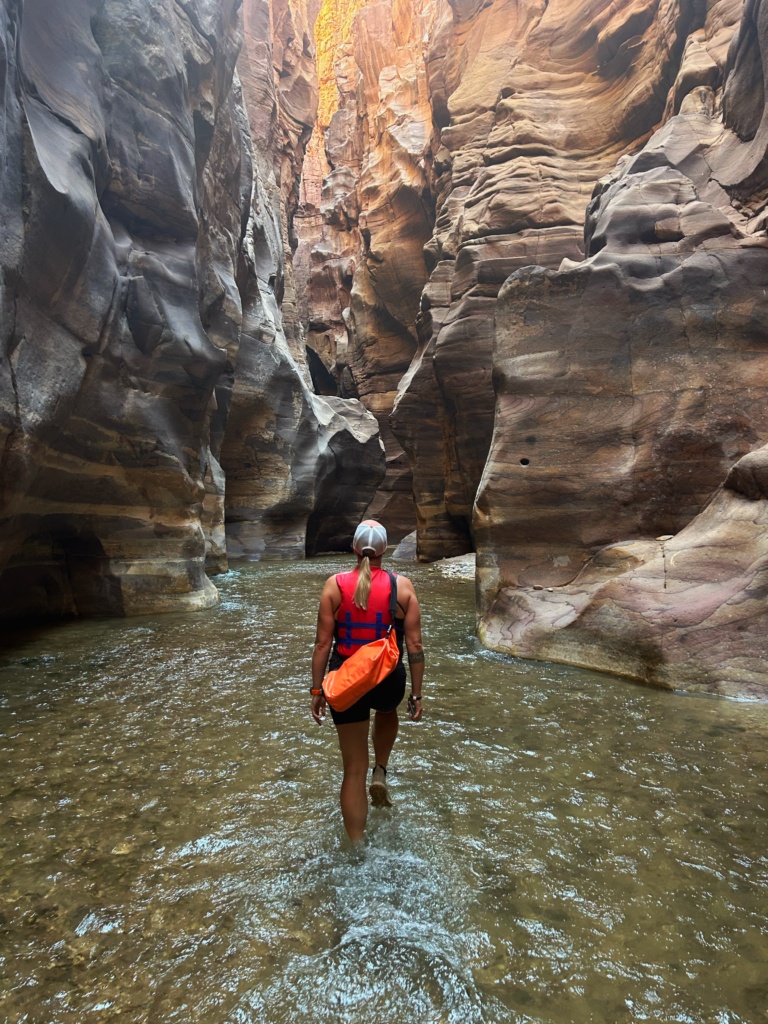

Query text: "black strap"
[387, 571, 398, 628]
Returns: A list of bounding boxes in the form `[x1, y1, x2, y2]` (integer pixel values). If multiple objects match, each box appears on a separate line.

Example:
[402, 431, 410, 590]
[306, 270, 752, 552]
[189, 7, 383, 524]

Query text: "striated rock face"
[229, 0, 385, 562]
[478, 0, 768, 696]
[297, 0, 437, 540]
[480, 447, 768, 699]
[0, 0, 384, 622]
[392, 0, 721, 560]
[240, 0, 322, 356]
[0, 0, 246, 618]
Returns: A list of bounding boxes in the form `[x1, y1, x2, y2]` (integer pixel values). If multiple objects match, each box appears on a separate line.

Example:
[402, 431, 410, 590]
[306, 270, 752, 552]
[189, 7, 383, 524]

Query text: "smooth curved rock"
[394, 0, 722, 560]
[480, 446, 768, 699]
[0, 0, 246, 619]
[221, 242, 385, 559]
[0, 0, 387, 622]
[477, 0, 768, 696]
[227, 0, 387, 562]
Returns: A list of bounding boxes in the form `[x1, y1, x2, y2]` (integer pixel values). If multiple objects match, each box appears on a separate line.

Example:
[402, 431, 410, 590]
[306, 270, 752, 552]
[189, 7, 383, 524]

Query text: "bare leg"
[335, 720, 370, 842]
[372, 709, 399, 769]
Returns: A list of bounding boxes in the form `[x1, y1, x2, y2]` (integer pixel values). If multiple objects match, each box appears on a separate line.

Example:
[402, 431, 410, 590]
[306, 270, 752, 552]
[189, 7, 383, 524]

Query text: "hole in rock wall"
[305, 345, 338, 396]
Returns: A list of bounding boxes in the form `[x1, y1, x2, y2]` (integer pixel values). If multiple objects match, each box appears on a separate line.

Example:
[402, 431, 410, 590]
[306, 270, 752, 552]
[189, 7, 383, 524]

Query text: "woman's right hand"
[407, 695, 423, 721]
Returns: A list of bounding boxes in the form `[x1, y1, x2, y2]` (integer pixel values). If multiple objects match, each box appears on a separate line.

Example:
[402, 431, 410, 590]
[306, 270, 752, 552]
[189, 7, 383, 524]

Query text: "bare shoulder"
[394, 572, 418, 604]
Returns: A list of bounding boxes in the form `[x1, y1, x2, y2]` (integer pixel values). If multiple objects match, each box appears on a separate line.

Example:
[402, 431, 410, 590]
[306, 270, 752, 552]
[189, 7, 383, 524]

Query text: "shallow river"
[1, 558, 767, 1024]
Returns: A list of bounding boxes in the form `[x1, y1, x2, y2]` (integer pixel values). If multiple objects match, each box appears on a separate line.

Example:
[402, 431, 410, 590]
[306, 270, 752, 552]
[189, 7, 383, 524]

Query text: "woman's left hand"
[311, 693, 327, 724]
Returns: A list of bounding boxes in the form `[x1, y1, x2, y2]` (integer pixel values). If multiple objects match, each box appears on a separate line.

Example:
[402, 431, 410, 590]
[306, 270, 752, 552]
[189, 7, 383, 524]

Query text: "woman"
[310, 519, 424, 842]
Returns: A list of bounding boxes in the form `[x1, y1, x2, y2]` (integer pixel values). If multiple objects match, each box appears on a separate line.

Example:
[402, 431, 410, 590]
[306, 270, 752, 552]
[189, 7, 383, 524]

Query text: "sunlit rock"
[297, 0, 437, 540]
[230, 0, 387, 562]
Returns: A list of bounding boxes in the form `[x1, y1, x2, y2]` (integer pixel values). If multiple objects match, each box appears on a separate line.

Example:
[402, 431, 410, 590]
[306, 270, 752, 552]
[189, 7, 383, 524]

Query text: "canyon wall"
[4, 0, 768, 698]
[392, 0, 732, 560]
[299, 0, 766, 696]
[224, 0, 385, 561]
[0, 0, 382, 622]
[296, 0, 438, 541]
[475, 0, 768, 697]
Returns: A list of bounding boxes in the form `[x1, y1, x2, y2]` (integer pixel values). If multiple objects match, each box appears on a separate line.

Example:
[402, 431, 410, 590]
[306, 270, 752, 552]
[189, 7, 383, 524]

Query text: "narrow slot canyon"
[4, 0, 768, 695]
[3, 0, 768, 695]
[2, 4, 768, 1020]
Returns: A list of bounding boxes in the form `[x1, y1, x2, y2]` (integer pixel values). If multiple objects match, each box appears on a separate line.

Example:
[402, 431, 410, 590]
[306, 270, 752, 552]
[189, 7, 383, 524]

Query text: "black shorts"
[327, 655, 407, 726]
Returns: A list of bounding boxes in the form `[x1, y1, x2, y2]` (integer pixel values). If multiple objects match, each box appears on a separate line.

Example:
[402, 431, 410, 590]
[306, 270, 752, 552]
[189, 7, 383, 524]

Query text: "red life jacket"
[334, 567, 397, 657]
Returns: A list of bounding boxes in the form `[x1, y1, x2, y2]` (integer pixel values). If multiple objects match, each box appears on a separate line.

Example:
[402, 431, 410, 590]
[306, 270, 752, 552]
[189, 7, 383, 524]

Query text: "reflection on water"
[1, 559, 767, 1023]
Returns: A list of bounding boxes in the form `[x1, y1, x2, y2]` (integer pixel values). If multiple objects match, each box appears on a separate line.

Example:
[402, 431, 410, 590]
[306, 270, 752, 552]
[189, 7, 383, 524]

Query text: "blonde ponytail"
[353, 555, 372, 609]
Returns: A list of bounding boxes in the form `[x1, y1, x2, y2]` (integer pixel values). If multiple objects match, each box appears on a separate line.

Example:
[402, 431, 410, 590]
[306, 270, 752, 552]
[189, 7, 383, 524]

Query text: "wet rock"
[392, 530, 418, 562]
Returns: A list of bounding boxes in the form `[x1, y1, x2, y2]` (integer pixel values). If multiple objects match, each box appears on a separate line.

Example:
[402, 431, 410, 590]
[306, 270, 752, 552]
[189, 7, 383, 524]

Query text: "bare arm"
[311, 576, 340, 723]
[399, 576, 424, 721]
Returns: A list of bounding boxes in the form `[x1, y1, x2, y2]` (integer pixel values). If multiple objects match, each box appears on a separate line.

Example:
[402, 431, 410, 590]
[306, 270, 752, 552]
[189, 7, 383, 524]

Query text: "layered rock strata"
[297, 0, 437, 540]
[478, 0, 768, 697]
[0, 0, 384, 622]
[392, 0, 720, 560]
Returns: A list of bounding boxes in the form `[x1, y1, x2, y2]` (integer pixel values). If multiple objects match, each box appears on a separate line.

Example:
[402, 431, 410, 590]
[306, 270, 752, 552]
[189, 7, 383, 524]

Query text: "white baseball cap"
[353, 519, 388, 557]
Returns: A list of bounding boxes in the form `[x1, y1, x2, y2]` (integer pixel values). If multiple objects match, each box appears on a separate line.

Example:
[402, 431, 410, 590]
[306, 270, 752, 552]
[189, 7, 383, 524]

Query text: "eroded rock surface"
[478, 0, 768, 696]
[480, 447, 768, 699]
[230, 0, 385, 561]
[0, 0, 385, 622]
[393, 0, 725, 560]
[297, 0, 437, 540]
[0, 0, 246, 618]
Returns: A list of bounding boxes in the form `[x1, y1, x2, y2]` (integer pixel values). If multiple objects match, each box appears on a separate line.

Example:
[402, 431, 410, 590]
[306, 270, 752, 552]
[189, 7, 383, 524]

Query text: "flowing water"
[1, 558, 767, 1024]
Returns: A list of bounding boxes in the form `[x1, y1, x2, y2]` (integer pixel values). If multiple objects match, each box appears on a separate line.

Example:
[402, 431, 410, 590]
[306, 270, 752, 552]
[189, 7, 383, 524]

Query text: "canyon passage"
[2, 559, 768, 1023]
[3, 0, 768, 1018]
[2, 0, 768, 695]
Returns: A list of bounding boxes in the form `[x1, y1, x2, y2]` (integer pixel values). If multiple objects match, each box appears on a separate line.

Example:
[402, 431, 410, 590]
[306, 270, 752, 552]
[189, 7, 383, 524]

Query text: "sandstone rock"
[0, 0, 246, 620]
[476, 0, 768, 696]
[221, 201, 384, 559]
[227, 0, 387, 563]
[391, 530, 418, 561]
[0, 0, 386, 623]
[296, 0, 438, 541]
[240, 0, 322, 357]
[480, 446, 768, 699]
[394, 0, 717, 559]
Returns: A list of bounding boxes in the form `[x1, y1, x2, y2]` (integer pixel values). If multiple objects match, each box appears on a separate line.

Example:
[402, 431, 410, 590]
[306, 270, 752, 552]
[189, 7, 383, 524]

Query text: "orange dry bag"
[322, 572, 400, 712]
